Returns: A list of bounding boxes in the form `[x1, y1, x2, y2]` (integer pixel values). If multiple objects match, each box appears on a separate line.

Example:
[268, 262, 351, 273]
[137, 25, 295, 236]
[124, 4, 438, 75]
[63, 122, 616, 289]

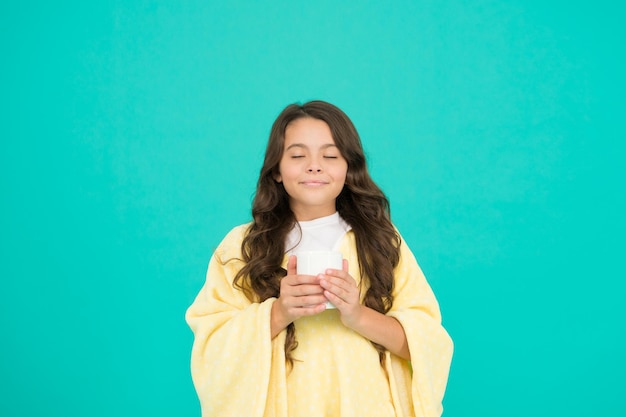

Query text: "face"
[275, 117, 348, 221]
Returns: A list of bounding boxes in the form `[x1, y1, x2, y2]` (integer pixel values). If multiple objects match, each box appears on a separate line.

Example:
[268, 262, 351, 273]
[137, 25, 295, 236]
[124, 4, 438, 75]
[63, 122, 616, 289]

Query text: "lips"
[300, 180, 329, 186]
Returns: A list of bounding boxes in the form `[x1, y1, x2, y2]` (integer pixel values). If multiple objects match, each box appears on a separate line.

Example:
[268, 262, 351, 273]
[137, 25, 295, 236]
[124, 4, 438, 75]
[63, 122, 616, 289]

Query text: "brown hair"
[233, 100, 401, 365]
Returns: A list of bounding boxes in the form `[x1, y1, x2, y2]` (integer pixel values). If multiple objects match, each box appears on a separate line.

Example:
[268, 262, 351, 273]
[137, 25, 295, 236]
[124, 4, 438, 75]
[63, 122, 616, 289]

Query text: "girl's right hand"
[270, 255, 327, 337]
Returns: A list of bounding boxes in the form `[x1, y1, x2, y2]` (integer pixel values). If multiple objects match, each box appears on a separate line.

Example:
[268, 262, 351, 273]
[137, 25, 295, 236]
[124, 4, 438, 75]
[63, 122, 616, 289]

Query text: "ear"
[274, 172, 282, 183]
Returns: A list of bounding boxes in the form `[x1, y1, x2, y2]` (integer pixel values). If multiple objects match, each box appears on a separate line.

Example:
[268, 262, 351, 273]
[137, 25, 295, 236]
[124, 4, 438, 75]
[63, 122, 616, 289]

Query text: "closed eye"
[323, 156, 338, 159]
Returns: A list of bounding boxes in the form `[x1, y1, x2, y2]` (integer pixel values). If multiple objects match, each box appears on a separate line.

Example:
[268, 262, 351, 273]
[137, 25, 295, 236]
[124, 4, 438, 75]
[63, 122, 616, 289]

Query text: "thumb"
[287, 255, 297, 276]
[342, 258, 349, 272]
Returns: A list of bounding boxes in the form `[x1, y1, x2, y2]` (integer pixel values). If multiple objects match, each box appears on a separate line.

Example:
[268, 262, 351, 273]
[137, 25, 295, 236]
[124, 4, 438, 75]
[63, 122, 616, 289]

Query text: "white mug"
[296, 250, 343, 309]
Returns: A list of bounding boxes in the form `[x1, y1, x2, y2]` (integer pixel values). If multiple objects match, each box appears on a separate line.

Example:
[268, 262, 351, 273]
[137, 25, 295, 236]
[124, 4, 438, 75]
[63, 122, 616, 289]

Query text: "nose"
[306, 158, 323, 173]
[306, 163, 322, 173]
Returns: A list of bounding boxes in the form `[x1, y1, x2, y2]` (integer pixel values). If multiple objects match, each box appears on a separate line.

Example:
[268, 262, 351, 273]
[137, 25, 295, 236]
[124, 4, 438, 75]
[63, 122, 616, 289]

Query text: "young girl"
[186, 101, 453, 417]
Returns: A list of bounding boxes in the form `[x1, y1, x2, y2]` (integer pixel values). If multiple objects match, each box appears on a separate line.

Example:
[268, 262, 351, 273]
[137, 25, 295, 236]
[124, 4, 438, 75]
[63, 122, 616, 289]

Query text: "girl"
[186, 100, 453, 417]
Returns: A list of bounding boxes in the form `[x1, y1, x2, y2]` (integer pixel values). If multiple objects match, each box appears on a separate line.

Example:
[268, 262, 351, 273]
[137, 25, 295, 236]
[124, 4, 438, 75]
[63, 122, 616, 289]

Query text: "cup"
[296, 250, 343, 309]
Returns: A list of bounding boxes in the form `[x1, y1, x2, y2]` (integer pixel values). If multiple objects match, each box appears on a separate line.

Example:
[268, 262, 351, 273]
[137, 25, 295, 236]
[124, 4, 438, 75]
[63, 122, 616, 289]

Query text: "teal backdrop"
[2, 1, 624, 416]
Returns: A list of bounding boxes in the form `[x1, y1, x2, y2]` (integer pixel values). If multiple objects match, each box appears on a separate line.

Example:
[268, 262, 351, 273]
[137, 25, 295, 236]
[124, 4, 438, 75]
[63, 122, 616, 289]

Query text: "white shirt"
[285, 212, 352, 254]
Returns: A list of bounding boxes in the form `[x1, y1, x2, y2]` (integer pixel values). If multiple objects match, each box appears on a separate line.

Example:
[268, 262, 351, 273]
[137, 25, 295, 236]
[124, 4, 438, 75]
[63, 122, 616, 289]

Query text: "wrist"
[270, 298, 291, 338]
[342, 304, 367, 331]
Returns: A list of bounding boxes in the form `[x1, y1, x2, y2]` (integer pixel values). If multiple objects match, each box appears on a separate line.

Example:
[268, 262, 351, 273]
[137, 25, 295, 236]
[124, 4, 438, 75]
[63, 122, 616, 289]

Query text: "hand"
[319, 259, 363, 328]
[271, 255, 327, 335]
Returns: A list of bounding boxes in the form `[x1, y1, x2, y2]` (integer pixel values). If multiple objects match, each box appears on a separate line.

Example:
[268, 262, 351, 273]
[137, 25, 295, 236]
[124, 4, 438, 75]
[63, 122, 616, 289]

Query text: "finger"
[288, 284, 325, 296]
[287, 255, 297, 276]
[321, 271, 355, 290]
[290, 294, 328, 307]
[289, 303, 327, 317]
[323, 289, 343, 307]
[292, 274, 323, 285]
[322, 280, 351, 300]
[323, 266, 351, 281]
[319, 275, 358, 303]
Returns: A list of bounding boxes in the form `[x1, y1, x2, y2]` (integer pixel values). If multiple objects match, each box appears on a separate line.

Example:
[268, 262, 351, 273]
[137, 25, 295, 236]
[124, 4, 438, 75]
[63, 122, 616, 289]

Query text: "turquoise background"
[2, 1, 624, 416]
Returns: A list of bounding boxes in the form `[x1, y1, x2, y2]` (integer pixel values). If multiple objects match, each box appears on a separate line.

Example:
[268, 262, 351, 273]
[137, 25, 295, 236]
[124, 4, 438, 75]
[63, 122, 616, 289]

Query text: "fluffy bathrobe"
[186, 224, 453, 417]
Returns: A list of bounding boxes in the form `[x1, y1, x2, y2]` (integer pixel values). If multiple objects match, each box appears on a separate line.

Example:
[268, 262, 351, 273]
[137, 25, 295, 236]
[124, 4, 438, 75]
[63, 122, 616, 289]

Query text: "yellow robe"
[186, 224, 453, 417]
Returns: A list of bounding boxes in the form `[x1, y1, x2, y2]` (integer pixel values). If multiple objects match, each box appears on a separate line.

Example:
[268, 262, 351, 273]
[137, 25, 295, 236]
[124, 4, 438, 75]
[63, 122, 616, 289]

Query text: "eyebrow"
[285, 143, 338, 151]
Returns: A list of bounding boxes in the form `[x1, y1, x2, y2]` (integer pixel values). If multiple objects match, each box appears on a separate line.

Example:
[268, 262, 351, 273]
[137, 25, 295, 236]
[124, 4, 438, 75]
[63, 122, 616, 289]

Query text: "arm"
[385, 237, 454, 417]
[185, 226, 285, 417]
[326, 232, 453, 416]
[342, 304, 411, 359]
[319, 259, 411, 359]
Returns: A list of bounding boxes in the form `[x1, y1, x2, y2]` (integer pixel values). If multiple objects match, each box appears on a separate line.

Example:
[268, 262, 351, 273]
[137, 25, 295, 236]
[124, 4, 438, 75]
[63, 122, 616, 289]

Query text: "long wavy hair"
[233, 100, 401, 366]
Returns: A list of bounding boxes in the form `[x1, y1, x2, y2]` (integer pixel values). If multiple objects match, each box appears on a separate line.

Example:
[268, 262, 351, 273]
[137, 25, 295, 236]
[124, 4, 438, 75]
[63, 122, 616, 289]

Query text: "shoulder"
[391, 225, 419, 265]
[222, 222, 252, 242]
[214, 222, 252, 258]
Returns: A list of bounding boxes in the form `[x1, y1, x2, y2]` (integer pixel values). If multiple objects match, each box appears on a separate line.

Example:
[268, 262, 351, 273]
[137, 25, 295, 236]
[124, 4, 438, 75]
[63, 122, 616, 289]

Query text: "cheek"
[340, 167, 351, 187]
[277, 159, 294, 178]
[337, 163, 348, 182]
[278, 163, 297, 180]
[273, 164, 282, 182]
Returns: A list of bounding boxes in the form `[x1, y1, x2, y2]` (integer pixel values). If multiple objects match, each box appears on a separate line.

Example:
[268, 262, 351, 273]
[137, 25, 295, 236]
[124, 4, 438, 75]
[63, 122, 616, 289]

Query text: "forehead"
[284, 117, 335, 145]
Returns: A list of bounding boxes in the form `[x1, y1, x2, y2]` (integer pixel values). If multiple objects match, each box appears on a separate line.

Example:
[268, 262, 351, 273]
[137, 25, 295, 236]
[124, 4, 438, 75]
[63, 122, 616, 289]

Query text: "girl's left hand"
[319, 259, 363, 328]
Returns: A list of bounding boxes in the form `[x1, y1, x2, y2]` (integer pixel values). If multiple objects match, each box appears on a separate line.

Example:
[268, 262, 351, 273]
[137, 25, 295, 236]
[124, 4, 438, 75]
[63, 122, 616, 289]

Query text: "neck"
[291, 205, 337, 222]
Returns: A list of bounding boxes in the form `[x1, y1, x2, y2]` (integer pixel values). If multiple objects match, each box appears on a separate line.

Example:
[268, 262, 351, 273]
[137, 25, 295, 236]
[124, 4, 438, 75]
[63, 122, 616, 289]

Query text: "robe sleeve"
[385, 236, 454, 417]
[185, 225, 288, 417]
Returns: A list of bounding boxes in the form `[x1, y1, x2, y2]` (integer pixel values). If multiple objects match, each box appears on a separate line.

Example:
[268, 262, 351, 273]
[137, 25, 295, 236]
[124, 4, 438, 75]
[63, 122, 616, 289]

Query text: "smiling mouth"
[300, 181, 328, 186]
